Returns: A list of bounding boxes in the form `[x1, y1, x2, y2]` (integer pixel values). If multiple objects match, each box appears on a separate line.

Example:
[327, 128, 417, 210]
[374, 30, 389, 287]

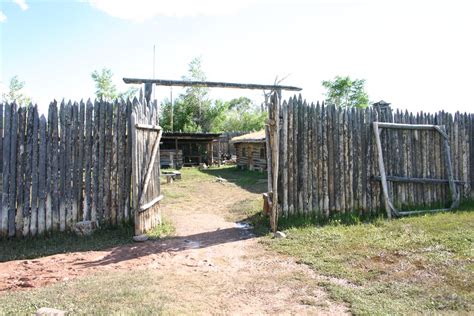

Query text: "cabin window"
[242, 146, 247, 157]
[260, 147, 265, 159]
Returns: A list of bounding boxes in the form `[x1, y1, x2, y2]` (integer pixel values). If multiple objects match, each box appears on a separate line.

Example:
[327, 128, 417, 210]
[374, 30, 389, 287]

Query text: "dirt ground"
[0, 175, 348, 315]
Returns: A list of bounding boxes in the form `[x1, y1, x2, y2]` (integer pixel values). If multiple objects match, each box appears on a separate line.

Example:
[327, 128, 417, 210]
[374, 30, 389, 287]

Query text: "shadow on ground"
[200, 166, 268, 194]
[0, 212, 269, 263]
[77, 224, 259, 268]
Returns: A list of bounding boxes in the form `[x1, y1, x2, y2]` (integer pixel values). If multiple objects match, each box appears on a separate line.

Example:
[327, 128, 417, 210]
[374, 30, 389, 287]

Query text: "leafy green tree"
[91, 68, 117, 101]
[217, 97, 266, 132]
[160, 57, 267, 133]
[91, 68, 138, 101]
[322, 76, 369, 108]
[161, 57, 226, 132]
[2, 76, 31, 105]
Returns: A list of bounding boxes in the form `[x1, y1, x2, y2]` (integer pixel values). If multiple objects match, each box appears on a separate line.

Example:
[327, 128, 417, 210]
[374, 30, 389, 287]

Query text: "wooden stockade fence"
[268, 95, 473, 222]
[0, 97, 162, 238]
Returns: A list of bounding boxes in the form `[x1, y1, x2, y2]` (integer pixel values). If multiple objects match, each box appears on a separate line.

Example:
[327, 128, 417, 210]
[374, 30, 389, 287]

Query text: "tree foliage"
[160, 57, 266, 133]
[322, 76, 369, 108]
[91, 68, 138, 101]
[2, 76, 31, 105]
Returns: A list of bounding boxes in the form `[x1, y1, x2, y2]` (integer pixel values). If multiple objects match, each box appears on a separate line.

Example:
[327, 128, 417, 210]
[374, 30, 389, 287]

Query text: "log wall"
[0, 98, 156, 238]
[274, 95, 473, 218]
[235, 142, 267, 171]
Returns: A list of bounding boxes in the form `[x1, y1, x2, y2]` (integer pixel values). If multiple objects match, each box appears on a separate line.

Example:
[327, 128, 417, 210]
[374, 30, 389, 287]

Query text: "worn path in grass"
[0, 168, 348, 315]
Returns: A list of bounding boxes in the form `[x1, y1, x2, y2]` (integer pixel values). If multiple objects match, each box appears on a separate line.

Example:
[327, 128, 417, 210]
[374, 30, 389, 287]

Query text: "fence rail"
[0, 98, 158, 238]
[273, 95, 473, 218]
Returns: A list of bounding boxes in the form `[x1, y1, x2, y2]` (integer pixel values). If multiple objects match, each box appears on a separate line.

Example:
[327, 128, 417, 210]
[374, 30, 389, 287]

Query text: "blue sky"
[1, 0, 473, 114]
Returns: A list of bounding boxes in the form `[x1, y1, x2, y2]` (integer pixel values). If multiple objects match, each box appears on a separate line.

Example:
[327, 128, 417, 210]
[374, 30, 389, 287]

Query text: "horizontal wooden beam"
[372, 175, 464, 184]
[123, 78, 302, 91]
[398, 208, 450, 216]
[376, 122, 438, 130]
[139, 194, 164, 212]
[135, 124, 161, 131]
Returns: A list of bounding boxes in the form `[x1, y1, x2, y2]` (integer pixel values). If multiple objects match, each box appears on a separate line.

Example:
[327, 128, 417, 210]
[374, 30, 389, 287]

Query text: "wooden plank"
[372, 175, 463, 184]
[65, 102, 74, 230]
[103, 102, 113, 223]
[360, 108, 368, 212]
[1, 103, 11, 236]
[110, 101, 118, 225]
[47, 101, 59, 232]
[270, 91, 280, 232]
[92, 100, 100, 223]
[8, 104, 18, 237]
[139, 194, 163, 212]
[67, 102, 77, 228]
[312, 102, 320, 216]
[302, 101, 308, 215]
[15, 106, 26, 237]
[321, 103, 329, 217]
[118, 101, 127, 222]
[37, 115, 47, 235]
[29, 106, 39, 236]
[131, 107, 139, 235]
[124, 99, 133, 220]
[135, 124, 161, 131]
[75, 101, 85, 221]
[58, 101, 67, 231]
[287, 97, 294, 215]
[83, 100, 93, 221]
[97, 100, 106, 223]
[293, 97, 299, 214]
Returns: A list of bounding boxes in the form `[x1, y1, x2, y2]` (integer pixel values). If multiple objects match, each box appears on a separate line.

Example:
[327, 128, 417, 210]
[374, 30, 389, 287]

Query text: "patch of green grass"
[264, 210, 474, 314]
[0, 270, 168, 315]
[201, 166, 267, 193]
[0, 223, 135, 263]
[146, 219, 175, 239]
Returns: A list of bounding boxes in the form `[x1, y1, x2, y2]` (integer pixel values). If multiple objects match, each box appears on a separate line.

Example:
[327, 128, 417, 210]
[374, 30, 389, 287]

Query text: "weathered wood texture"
[272, 96, 473, 219]
[234, 142, 267, 171]
[0, 99, 149, 238]
[131, 99, 162, 236]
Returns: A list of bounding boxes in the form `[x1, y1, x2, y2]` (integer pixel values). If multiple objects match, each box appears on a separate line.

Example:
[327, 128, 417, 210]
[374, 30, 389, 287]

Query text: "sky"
[0, 0, 473, 114]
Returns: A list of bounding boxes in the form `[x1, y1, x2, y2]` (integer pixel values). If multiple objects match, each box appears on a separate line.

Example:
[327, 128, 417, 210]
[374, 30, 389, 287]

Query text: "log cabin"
[231, 130, 267, 171]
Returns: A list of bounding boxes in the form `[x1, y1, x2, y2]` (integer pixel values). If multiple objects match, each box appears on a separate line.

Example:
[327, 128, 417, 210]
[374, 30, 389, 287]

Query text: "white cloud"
[14, 0, 29, 11]
[0, 11, 6, 22]
[88, 0, 256, 21]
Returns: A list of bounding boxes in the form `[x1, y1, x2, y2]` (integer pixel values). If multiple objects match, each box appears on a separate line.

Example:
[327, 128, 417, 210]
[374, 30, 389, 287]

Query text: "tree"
[161, 57, 222, 132]
[160, 57, 267, 133]
[322, 76, 369, 108]
[91, 68, 138, 101]
[2, 76, 31, 105]
[216, 97, 266, 132]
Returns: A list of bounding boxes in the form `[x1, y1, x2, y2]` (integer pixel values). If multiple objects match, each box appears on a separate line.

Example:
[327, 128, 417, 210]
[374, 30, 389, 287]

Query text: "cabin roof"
[230, 130, 266, 143]
[162, 132, 221, 141]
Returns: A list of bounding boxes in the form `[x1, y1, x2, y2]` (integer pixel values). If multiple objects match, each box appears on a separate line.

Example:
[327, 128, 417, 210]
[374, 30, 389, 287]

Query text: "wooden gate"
[130, 100, 163, 236]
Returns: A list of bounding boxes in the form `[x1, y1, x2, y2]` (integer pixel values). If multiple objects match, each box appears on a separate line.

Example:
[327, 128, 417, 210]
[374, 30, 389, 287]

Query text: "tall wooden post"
[268, 90, 281, 233]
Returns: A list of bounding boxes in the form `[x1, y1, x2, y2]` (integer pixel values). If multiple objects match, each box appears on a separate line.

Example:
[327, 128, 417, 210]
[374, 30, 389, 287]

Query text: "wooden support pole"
[270, 90, 281, 232]
[373, 122, 395, 218]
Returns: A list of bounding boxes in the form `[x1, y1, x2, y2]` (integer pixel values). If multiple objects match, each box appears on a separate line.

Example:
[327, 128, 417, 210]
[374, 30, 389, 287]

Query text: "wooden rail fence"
[270, 95, 473, 219]
[0, 98, 161, 238]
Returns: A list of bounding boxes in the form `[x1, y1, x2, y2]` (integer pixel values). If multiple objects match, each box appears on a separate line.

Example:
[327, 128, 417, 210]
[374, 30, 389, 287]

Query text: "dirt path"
[0, 177, 348, 315]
